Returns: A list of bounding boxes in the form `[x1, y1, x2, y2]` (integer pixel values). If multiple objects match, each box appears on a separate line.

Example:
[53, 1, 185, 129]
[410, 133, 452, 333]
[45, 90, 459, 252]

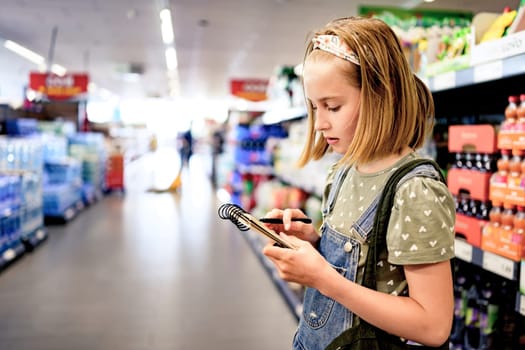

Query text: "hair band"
[311, 35, 360, 66]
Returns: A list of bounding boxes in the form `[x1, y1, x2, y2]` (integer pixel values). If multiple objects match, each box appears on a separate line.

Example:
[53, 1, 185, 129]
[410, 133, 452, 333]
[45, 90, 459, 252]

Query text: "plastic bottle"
[497, 150, 511, 175]
[503, 95, 519, 131]
[482, 153, 496, 173]
[515, 94, 525, 139]
[512, 206, 525, 245]
[498, 280, 520, 348]
[517, 94, 525, 119]
[490, 151, 510, 206]
[477, 201, 491, 221]
[450, 261, 471, 348]
[501, 204, 516, 231]
[509, 151, 523, 178]
[464, 273, 481, 349]
[464, 152, 474, 169]
[488, 205, 502, 227]
[455, 152, 465, 169]
[478, 278, 500, 349]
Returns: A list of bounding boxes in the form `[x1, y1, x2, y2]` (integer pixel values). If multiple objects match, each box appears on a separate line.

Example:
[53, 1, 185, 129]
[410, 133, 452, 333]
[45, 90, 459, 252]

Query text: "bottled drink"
[488, 205, 502, 227]
[464, 274, 481, 349]
[512, 206, 525, 244]
[501, 204, 516, 231]
[503, 95, 519, 131]
[478, 201, 491, 221]
[455, 152, 465, 169]
[450, 261, 471, 348]
[478, 279, 500, 349]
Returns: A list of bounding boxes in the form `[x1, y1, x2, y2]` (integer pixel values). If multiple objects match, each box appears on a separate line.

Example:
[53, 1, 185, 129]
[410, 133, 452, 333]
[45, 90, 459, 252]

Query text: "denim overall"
[292, 162, 443, 350]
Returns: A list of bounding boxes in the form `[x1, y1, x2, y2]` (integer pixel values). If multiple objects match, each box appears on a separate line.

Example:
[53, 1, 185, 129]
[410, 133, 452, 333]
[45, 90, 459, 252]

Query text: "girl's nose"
[314, 111, 329, 131]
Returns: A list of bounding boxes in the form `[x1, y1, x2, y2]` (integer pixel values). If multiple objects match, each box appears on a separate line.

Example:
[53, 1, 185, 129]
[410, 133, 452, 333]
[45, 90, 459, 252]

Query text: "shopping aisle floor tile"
[0, 148, 298, 350]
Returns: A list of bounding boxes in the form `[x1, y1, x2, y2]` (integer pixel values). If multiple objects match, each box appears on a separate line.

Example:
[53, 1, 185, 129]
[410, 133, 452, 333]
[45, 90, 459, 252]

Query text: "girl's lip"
[325, 137, 339, 145]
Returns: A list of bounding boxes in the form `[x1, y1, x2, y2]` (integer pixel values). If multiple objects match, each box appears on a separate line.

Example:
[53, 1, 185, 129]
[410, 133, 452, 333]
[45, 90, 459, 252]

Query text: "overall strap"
[362, 158, 445, 290]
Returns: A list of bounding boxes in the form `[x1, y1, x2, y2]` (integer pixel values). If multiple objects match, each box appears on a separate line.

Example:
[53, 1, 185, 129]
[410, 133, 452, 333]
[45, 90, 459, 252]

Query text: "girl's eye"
[327, 106, 341, 112]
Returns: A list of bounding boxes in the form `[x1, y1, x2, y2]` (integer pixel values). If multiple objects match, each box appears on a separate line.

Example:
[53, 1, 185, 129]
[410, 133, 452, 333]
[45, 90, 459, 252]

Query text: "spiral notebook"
[217, 203, 296, 249]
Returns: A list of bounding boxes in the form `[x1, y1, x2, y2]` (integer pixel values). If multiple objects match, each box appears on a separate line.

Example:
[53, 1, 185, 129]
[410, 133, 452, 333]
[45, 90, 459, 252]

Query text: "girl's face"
[303, 58, 361, 154]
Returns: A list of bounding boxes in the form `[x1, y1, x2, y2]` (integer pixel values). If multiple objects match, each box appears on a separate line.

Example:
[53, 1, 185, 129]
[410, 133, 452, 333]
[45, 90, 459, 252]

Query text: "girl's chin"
[329, 145, 346, 155]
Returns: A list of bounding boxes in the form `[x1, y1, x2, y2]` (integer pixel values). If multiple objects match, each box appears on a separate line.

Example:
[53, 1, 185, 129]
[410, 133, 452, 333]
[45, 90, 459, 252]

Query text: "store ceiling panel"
[0, 0, 515, 102]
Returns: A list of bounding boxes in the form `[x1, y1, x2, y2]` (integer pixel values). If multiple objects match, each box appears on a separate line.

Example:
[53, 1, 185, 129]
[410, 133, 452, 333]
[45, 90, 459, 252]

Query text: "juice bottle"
[488, 205, 502, 227]
[512, 206, 525, 245]
[497, 150, 511, 175]
[501, 204, 516, 231]
[509, 151, 523, 177]
[517, 93, 525, 120]
[503, 95, 519, 131]
[515, 94, 525, 141]
[490, 151, 510, 205]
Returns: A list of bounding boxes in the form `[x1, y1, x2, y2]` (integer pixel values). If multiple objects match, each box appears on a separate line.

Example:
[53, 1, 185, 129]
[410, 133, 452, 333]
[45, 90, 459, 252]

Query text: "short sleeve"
[386, 176, 456, 265]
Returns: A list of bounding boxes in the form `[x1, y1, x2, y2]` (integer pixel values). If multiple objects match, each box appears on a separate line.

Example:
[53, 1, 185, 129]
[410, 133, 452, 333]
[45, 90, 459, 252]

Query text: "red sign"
[29, 72, 89, 100]
[230, 79, 268, 101]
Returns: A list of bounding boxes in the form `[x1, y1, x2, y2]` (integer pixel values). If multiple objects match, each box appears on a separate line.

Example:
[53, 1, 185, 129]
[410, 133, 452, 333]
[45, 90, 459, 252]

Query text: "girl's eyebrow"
[307, 96, 341, 103]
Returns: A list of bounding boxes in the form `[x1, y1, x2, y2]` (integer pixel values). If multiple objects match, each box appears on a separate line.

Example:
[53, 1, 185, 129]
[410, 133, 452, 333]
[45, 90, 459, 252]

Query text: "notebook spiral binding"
[217, 203, 295, 249]
[217, 203, 251, 231]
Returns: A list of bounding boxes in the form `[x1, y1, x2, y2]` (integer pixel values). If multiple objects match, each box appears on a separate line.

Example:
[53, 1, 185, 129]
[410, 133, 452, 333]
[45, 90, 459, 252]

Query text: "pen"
[259, 217, 312, 224]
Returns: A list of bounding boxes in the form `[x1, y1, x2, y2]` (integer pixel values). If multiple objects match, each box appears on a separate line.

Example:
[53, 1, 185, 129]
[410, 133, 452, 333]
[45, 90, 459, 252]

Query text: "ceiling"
[0, 0, 518, 104]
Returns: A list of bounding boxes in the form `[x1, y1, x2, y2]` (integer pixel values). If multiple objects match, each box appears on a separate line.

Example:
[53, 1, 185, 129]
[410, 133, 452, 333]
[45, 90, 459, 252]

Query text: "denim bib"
[292, 161, 443, 350]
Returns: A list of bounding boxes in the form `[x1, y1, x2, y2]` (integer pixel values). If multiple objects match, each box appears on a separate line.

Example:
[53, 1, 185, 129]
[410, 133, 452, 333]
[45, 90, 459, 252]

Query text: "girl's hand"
[263, 208, 320, 246]
[262, 233, 330, 289]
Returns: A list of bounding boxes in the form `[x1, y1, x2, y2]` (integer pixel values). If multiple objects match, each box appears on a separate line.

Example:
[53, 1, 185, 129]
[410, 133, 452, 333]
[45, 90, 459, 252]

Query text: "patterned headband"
[311, 35, 360, 66]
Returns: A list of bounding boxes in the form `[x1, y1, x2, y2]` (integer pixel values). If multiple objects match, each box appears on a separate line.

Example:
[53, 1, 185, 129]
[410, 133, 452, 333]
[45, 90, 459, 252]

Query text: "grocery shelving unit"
[428, 47, 525, 317]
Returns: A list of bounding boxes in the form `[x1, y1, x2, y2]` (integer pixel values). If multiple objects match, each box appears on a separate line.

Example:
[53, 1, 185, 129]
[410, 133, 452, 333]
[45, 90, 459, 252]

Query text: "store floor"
[0, 148, 298, 350]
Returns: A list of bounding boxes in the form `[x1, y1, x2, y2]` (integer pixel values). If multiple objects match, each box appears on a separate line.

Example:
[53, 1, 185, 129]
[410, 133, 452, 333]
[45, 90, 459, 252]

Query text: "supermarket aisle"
[0, 147, 298, 350]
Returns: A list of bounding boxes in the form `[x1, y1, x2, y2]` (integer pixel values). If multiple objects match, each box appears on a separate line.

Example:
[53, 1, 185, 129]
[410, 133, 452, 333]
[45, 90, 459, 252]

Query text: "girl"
[262, 16, 455, 350]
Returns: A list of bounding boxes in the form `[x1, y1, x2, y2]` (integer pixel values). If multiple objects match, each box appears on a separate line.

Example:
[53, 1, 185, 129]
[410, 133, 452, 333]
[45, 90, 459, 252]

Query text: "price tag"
[520, 294, 525, 316]
[432, 71, 456, 91]
[454, 239, 473, 263]
[473, 61, 503, 83]
[482, 251, 515, 280]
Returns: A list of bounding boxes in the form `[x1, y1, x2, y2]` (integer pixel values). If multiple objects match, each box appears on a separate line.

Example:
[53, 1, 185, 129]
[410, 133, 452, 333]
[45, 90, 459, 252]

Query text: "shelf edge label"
[454, 239, 473, 263]
[482, 251, 515, 280]
[473, 61, 503, 83]
[432, 71, 456, 91]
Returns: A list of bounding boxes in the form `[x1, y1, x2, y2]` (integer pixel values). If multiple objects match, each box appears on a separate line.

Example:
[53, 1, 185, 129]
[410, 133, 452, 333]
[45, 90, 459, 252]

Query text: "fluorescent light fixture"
[165, 47, 178, 70]
[4, 40, 45, 65]
[160, 9, 174, 44]
[51, 63, 67, 76]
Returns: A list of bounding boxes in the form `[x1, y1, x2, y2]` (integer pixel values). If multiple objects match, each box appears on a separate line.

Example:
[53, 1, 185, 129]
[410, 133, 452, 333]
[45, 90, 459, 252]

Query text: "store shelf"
[454, 238, 519, 281]
[428, 52, 525, 118]
[427, 54, 525, 92]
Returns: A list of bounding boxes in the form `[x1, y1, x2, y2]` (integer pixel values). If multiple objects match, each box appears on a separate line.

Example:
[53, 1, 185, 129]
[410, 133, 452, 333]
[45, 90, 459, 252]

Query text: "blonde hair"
[297, 16, 434, 168]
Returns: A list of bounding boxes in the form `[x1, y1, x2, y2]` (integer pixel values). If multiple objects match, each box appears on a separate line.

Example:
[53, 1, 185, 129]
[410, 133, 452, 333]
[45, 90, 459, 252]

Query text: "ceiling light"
[3, 40, 45, 65]
[51, 63, 67, 76]
[165, 47, 178, 70]
[160, 8, 174, 44]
